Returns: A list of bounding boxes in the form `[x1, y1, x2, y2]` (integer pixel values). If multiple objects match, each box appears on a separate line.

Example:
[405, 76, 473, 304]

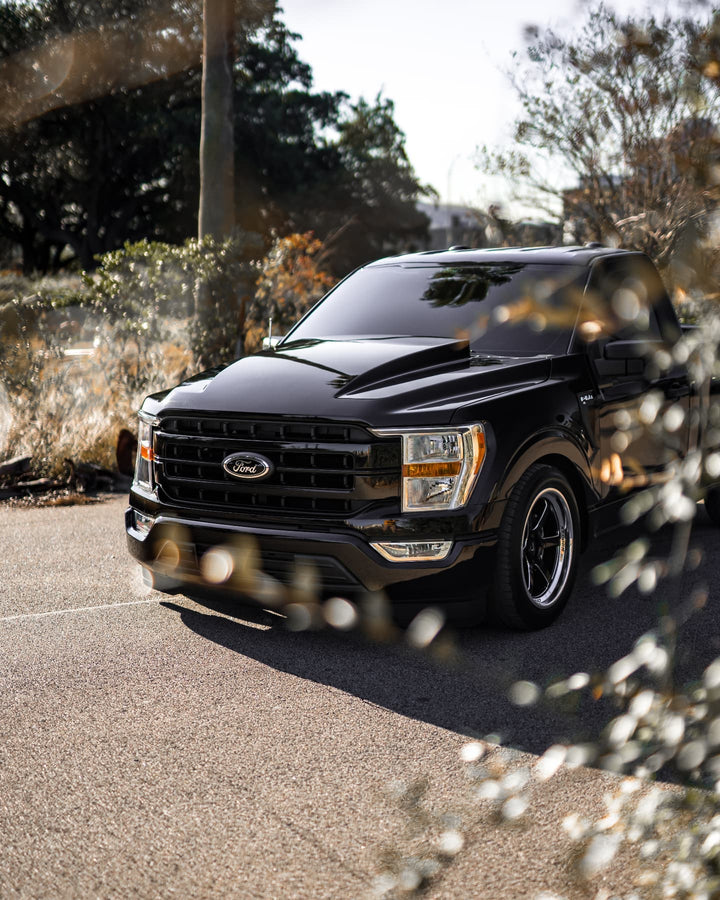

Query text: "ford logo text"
[222, 452, 274, 481]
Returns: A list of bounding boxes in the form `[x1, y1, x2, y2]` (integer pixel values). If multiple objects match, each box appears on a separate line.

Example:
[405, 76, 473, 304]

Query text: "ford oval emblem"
[222, 452, 274, 481]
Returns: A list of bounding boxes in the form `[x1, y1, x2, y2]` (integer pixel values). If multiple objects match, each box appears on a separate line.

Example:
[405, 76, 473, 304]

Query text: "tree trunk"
[198, 0, 235, 241]
[196, 0, 236, 339]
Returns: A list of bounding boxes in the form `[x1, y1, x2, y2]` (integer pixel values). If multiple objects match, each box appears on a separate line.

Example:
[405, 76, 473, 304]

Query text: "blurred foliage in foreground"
[0, 231, 333, 472]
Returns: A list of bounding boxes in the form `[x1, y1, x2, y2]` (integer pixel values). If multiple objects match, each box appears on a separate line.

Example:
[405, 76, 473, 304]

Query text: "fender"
[494, 426, 596, 507]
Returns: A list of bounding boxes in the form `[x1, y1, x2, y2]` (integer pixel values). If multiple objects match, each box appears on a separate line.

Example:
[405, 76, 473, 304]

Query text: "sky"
[279, 0, 687, 220]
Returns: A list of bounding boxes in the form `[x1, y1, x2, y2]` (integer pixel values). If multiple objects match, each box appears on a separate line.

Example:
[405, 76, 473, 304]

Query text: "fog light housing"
[133, 510, 156, 536]
[371, 540, 453, 562]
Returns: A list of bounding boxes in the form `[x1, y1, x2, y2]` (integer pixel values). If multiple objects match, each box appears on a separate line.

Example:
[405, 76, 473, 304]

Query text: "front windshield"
[285, 262, 588, 356]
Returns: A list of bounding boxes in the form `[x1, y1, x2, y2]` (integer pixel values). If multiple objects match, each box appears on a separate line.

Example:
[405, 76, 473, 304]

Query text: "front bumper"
[126, 506, 498, 600]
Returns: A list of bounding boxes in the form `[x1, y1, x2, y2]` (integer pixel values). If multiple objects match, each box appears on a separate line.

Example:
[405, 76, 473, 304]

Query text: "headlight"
[373, 424, 486, 512]
[133, 412, 157, 491]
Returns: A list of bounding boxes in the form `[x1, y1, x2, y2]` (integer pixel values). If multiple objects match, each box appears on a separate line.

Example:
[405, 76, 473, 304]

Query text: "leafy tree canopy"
[480, 3, 720, 285]
[0, 0, 429, 274]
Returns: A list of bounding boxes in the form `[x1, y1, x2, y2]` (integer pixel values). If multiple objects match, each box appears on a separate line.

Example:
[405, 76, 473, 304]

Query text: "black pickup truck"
[126, 245, 719, 629]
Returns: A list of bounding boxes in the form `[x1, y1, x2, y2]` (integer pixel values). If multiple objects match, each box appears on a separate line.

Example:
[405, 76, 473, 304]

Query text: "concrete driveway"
[0, 496, 716, 898]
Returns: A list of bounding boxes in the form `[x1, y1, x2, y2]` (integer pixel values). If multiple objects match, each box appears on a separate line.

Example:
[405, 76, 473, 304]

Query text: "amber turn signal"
[469, 429, 486, 475]
[402, 461, 462, 478]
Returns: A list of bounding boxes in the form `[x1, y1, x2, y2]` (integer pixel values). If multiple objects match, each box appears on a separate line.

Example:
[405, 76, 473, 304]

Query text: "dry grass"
[1, 489, 110, 509]
[0, 304, 194, 474]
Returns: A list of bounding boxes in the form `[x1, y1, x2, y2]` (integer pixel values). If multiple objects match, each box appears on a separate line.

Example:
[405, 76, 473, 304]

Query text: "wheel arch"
[494, 434, 594, 553]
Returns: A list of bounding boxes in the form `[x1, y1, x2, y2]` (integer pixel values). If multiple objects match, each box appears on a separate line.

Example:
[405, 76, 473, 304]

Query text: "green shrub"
[87, 233, 263, 366]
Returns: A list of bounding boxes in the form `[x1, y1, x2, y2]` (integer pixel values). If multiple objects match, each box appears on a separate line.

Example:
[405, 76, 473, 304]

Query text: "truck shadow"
[161, 507, 720, 758]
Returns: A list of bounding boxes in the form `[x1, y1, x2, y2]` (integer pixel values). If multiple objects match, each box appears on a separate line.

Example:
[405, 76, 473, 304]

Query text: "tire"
[706, 486, 720, 526]
[491, 464, 580, 630]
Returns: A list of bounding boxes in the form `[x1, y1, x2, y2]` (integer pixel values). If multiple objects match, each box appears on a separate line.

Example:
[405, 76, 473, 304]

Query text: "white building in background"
[417, 201, 561, 250]
[416, 202, 491, 250]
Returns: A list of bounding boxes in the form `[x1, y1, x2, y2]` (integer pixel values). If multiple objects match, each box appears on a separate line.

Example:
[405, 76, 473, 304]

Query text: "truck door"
[578, 255, 692, 500]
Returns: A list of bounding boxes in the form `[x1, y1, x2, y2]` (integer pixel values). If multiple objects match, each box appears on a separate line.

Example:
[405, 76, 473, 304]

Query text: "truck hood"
[146, 337, 553, 427]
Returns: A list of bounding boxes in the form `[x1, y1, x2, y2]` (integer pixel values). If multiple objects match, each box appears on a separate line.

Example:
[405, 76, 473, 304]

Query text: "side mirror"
[594, 339, 651, 377]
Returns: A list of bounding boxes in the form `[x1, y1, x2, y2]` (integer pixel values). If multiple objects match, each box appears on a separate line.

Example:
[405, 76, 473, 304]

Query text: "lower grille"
[154, 414, 400, 519]
[261, 551, 361, 590]
[171, 541, 362, 591]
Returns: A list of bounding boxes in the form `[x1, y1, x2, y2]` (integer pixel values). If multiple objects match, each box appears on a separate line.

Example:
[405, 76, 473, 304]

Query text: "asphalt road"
[0, 497, 717, 898]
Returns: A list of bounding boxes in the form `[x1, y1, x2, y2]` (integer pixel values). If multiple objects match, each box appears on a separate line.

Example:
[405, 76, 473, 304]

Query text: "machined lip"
[521, 487, 574, 608]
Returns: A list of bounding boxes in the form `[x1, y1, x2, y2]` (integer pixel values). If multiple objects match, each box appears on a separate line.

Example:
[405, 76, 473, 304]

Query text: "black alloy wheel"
[491, 464, 581, 630]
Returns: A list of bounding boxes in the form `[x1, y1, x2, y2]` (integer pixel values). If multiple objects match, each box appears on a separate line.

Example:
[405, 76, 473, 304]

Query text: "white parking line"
[0, 597, 161, 623]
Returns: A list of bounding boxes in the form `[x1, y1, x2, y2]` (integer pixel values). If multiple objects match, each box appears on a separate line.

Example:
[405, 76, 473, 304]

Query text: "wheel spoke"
[541, 532, 561, 549]
[523, 556, 532, 590]
[530, 499, 549, 533]
[530, 561, 550, 593]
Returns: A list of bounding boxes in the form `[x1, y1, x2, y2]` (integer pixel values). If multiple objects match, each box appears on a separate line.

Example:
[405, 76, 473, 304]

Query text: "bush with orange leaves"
[245, 232, 335, 354]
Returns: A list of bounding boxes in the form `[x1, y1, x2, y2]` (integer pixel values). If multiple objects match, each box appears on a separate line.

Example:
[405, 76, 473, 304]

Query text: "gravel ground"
[0, 497, 717, 898]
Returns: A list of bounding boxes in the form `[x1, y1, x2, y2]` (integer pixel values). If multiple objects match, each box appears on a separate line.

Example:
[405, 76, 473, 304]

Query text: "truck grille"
[154, 414, 400, 519]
